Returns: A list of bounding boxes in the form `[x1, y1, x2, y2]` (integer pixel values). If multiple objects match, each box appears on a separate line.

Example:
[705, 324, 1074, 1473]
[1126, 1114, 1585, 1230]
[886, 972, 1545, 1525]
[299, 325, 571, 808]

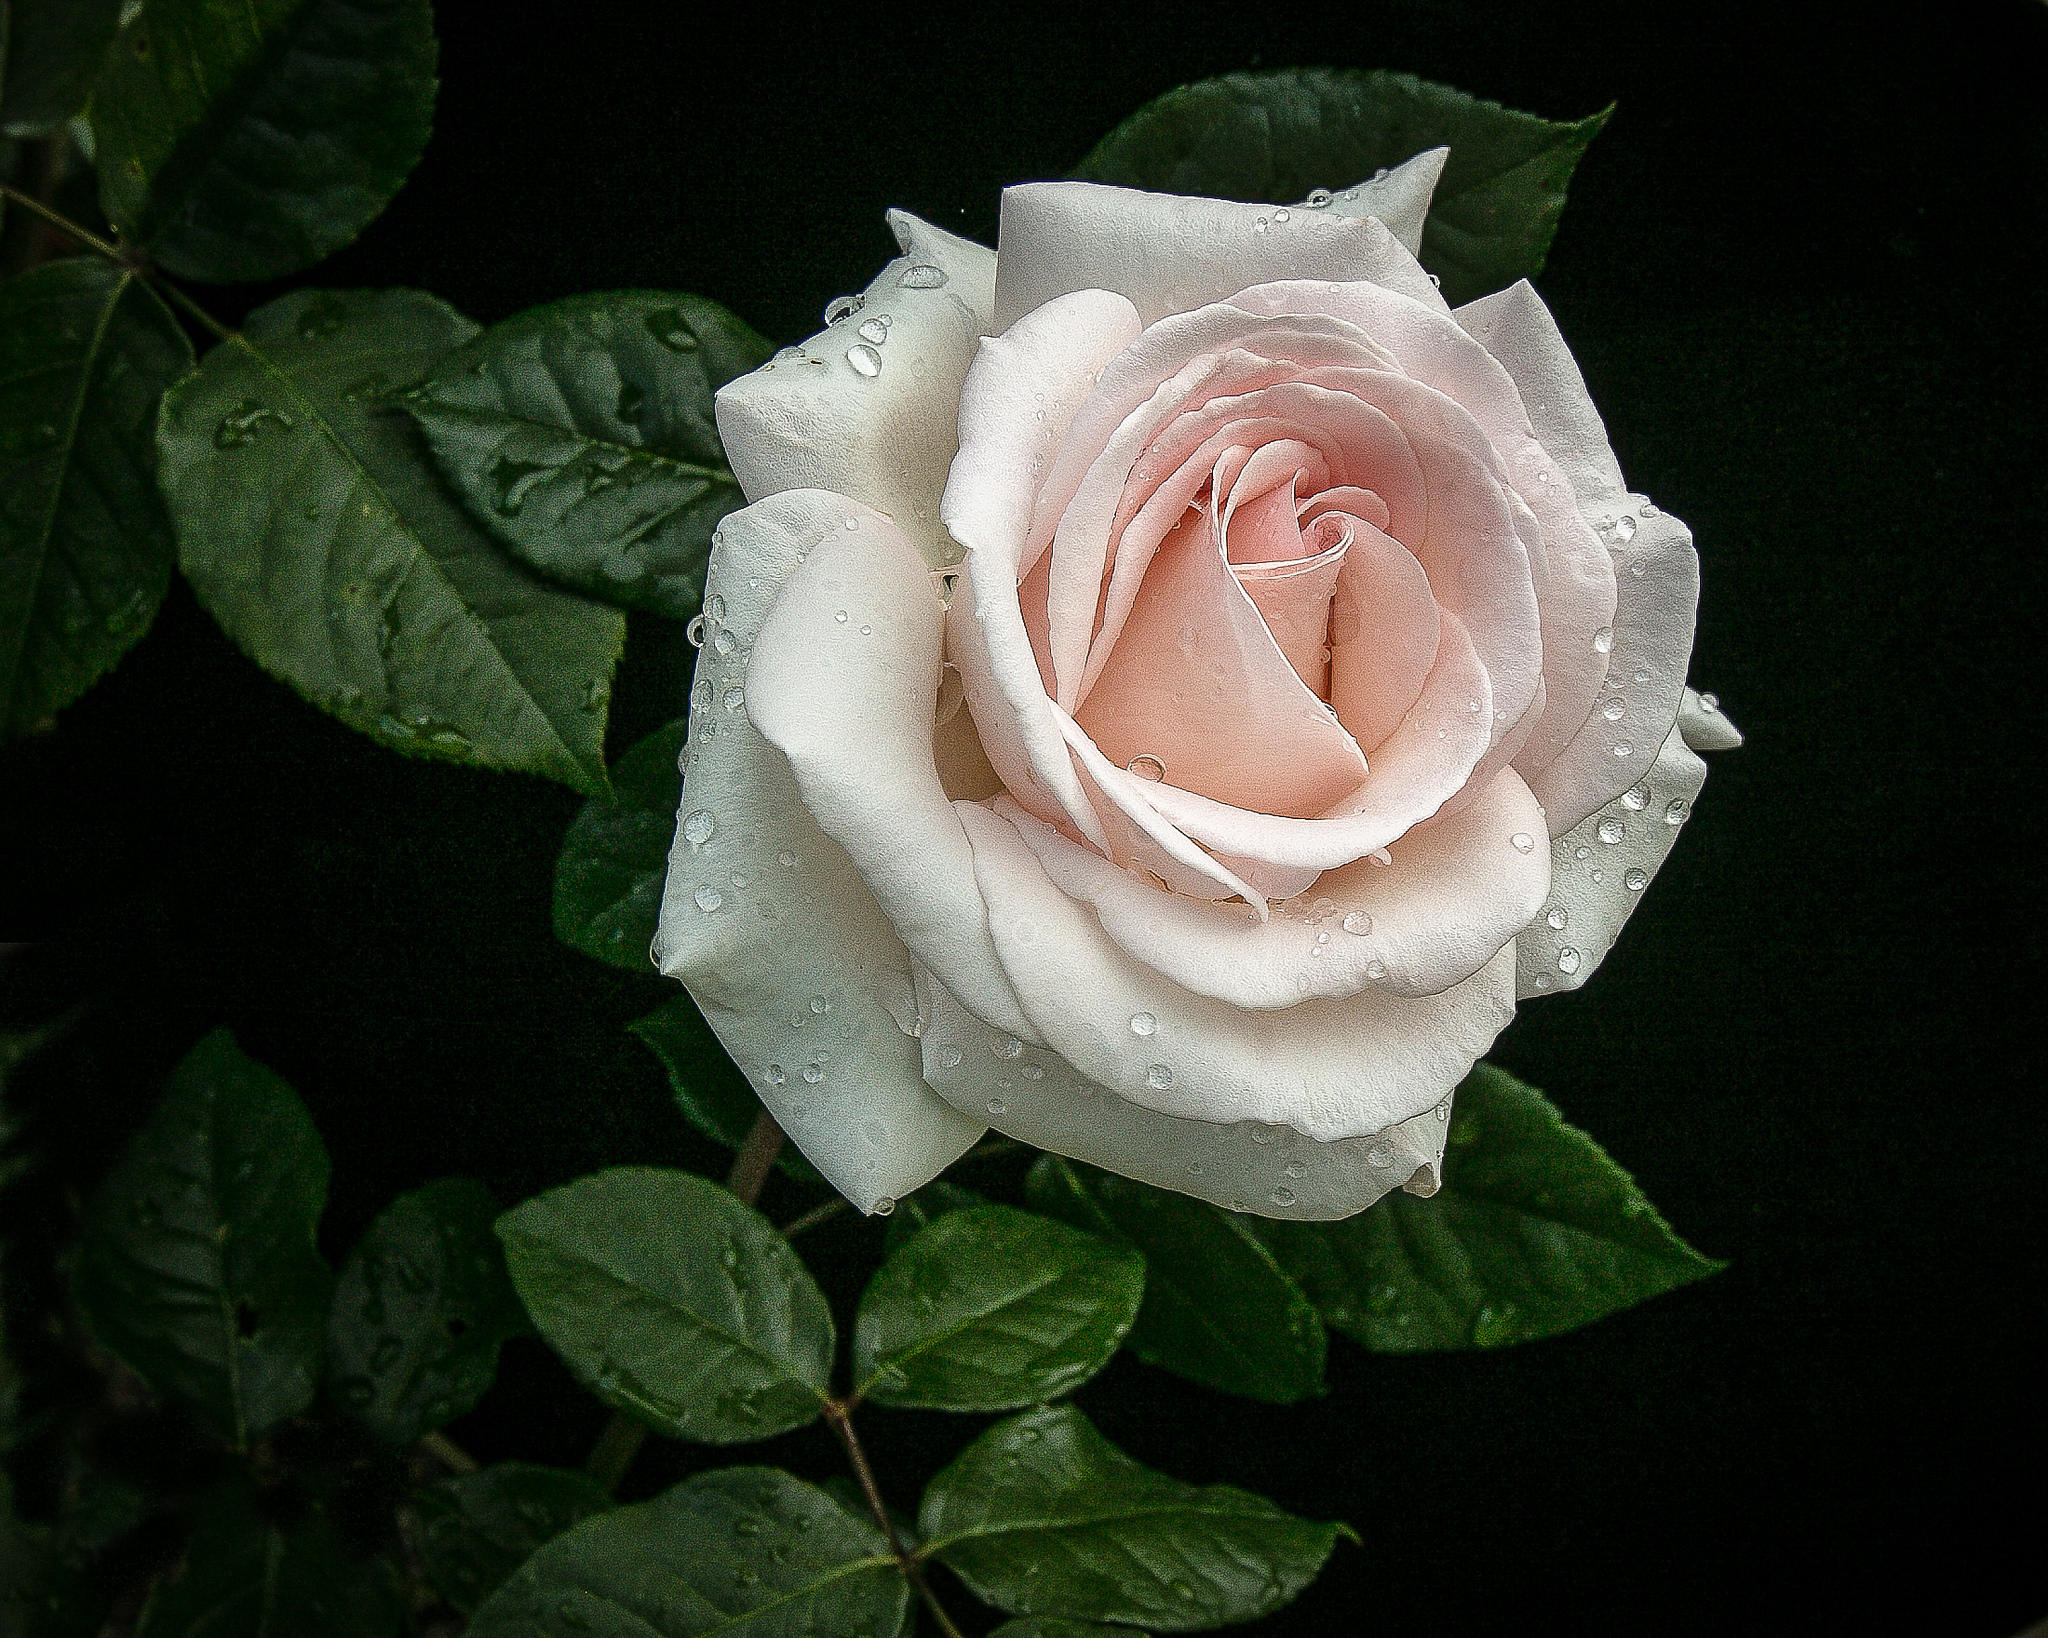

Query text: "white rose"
[654, 152, 1740, 1219]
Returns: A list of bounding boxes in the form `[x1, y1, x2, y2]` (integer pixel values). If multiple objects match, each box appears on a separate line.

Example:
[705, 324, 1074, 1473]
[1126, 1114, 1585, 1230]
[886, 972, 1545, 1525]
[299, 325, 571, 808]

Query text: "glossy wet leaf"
[1251, 1063, 1722, 1351]
[1026, 1156, 1324, 1404]
[0, 0, 123, 133]
[412, 1463, 613, 1615]
[920, 1405, 1348, 1630]
[555, 718, 684, 971]
[1075, 68, 1609, 305]
[495, 1167, 832, 1444]
[0, 259, 193, 737]
[466, 1466, 908, 1638]
[135, 1480, 401, 1638]
[626, 993, 822, 1184]
[158, 288, 623, 795]
[91, 0, 436, 282]
[73, 1030, 331, 1447]
[881, 1179, 985, 1258]
[325, 1177, 527, 1445]
[853, 1204, 1143, 1411]
[407, 291, 771, 617]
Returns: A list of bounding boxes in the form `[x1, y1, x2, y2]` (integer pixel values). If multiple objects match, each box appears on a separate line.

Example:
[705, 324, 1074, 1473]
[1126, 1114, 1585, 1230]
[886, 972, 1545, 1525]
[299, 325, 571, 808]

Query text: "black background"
[4, 0, 2046, 1633]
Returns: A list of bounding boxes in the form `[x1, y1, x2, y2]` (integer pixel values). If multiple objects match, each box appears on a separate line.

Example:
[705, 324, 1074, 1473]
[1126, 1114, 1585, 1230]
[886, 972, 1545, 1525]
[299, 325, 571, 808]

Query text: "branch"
[823, 1400, 966, 1638]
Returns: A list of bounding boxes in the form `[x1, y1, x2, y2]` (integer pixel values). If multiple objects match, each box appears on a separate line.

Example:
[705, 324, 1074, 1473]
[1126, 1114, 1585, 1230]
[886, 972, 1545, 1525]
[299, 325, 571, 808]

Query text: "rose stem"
[823, 1398, 966, 1638]
[584, 1105, 787, 1491]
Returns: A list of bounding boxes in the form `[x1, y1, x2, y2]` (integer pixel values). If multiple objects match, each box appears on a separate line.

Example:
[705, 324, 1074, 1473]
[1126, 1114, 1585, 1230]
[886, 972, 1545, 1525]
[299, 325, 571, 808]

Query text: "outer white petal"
[1678, 684, 1744, 751]
[744, 499, 1037, 1043]
[914, 966, 1452, 1220]
[993, 180, 1445, 331]
[653, 491, 983, 1212]
[713, 211, 994, 568]
[1315, 147, 1450, 257]
[955, 799, 1518, 1143]
[1515, 713, 1710, 1000]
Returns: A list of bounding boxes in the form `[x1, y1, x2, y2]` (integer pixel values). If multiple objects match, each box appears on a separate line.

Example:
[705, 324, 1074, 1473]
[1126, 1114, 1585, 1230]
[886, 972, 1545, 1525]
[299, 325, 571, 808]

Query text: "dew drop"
[682, 809, 716, 848]
[1625, 867, 1649, 891]
[809, 995, 830, 1014]
[713, 628, 737, 657]
[802, 1063, 824, 1084]
[1593, 625, 1615, 653]
[1665, 798, 1691, 826]
[1602, 696, 1627, 721]
[1284, 1160, 1307, 1179]
[724, 686, 746, 712]
[1367, 1140, 1395, 1168]
[1305, 187, 1333, 207]
[1622, 781, 1651, 811]
[899, 263, 949, 289]
[766, 1064, 785, 1085]
[1557, 947, 1582, 975]
[1126, 753, 1166, 782]
[986, 1098, 1007, 1115]
[1700, 691, 1721, 711]
[1341, 911, 1372, 935]
[856, 316, 890, 345]
[1146, 1063, 1174, 1089]
[694, 884, 723, 912]
[777, 849, 798, 868]
[993, 1035, 1023, 1059]
[1129, 1011, 1157, 1036]
[872, 1196, 896, 1215]
[685, 614, 707, 648]
[1598, 817, 1626, 845]
[1511, 832, 1536, 853]
[834, 610, 848, 623]
[1547, 906, 1569, 930]
[1606, 514, 1637, 546]
[1272, 207, 1291, 222]
[846, 344, 883, 377]
[1270, 1186, 1296, 1207]
[940, 1046, 963, 1068]
[823, 293, 864, 325]
[1365, 958, 1387, 980]
[1612, 741, 1633, 758]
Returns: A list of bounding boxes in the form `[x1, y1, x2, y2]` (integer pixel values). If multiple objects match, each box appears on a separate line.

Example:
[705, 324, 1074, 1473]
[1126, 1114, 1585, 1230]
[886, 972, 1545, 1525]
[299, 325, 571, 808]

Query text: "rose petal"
[915, 965, 1452, 1220]
[745, 499, 1037, 1045]
[714, 211, 995, 569]
[1678, 684, 1744, 751]
[999, 764, 1546, 1007]
[994, 181, 1444, 331]
[1232, 540, 1347, 698]
[1516, 713, 1710, 999]
[1315, 147, 1450, 258]
[1073, 500, 1369, 818]
[956, 799, 1518, 1142]
[1522, 497, 1699, 834]
[1326, 518, 1440, 750]
[654, 491, 983, 1211]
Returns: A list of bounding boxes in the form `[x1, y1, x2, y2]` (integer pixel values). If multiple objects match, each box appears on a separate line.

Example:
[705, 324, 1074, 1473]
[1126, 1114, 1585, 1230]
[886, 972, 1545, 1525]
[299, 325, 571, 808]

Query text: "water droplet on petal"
[765, 1064, 785, 1085]
[1511, 832, 1536, 853]
[1665, 798, 1691, 826]
[1593, 625, 1615, 653]
[1622, 781, 1651, 811]
[809, 995, 830, 1014]
[1547, 906, 1569, 930]
[1602, 696, 1627, 720]
[1598, 817, 1626, 844]
[986, 1098, 1007, 1115]
[682, 810, 715, 848]
[685, 614, 707, 647]
[846, 344, 883, 377]
[1130, 1011, 1157, 1036]
[802, 1063, 824, 1084]
[1270, 1186, 1296, 1207]
[1625, 867, 1649, 891]
[899, 263, 948, 288]
[1341, 911, 1372, 935]
[1284, 1160, 1307, 1179]
[940, 1046, 963, 1069]
[1146, 1063, 1174, 1089]
[1612, 741, 1633, 758]
[856, 316, 890, 345]
[1305, 188, 1333, 208]
[1557, 947, 1582, 975]
[694, 884, 723, 912]
[1126, 753, 1166, 782]
[993, 1035, 1022, 1059]
[1365, 958, 1387, 980]
[823, 293, 864, 325]
[778, 849, 798, 868]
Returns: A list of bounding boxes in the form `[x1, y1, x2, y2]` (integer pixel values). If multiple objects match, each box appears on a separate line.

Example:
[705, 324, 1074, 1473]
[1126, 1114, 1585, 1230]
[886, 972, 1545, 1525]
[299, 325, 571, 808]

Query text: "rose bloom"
[654, 151, 1740, 1219]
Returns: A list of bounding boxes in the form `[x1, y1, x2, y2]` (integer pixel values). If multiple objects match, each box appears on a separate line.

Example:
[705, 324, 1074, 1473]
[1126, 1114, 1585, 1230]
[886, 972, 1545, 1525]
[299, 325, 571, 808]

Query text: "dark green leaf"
[406, 291, 770, 617]
[90, 0, 436, 282]
[73, 1029, 331, 1446]
[626, 993, 822, 1184]
[989, 1623, 1150, 1638]
[325, 1177, 527, 1444]
[136, 1481, 400, 1638]
[411, 1463, 613, 1616]
[0, 0, 123, 134]
[920, 1405, 1348, 1631]
[0, 259, 193, 737]
[556, 718, 684, 971]
[1074, 68, 1609, 305]
[466, 1467, 908, 1638]
[495, 1167, 832, 1443]
[158, 288, 623, 795]
[853, 1204, 1143, 1411]
[1251, 1063, 1722, 1351]
[1026, 1157, 1323, 1404]
[881, 1179, 985, 1259]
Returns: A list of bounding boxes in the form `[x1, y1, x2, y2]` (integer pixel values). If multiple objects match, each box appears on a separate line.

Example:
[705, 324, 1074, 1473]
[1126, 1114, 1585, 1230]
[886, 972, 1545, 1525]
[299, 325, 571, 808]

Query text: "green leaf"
[90, 0, 436, 282]
[325, 1177, 528, 1445]
[137, 1480, 400, 1638]
[467, 1467, 908, 1638]
[0, 0, 123, 134]
[1251, 1063, 1722, 1351]
[853, 1204, 1143, 1411]
[1026, 1156, 1324, 1404]
[880, 1179, 985, 1259]
[920, 1405, 1348, 1631]
[406, 291, 771, 618]
[1074, 68, 1610, 306]
[411, 1463, 614, 1616]
[73, 1029, 331, 1447]
[626, 993, 823, 1184]
[989, 1623, 1150, 1638]
[158, 288, 623, 796]
[0, 259, 193, 737]
[495, 1167, 833, 1444]
[555, 717, 684, 971]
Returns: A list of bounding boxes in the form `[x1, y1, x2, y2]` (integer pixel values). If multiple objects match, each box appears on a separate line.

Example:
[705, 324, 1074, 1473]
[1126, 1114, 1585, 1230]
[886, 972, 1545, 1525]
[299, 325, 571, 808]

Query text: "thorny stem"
[584, 1106, 787, 1492]
[0, 182, 235, 342]
[780, 1196, 848, 1240]
[0, 142, 72, 277]
[824, 1399, 966, 1638]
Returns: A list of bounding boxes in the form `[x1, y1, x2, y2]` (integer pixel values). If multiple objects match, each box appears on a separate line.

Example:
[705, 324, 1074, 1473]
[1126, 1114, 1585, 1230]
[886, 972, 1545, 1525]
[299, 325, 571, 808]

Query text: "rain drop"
[1341, 911, 1373, 935]
[682, 809, 716, 848]
[1126, 753, 1166, 782]
[1625, 867, 1649, 891]
[1557, 947, 1582, 975]
[1305, 188, 1334, 207]
[1146, 1063, 1174, 1089]
[823, 293, 864, 325]
[685, 614, 707, 648]
[802, 1063, 824, 1084]
[1606, 514, 1637, 546]
[846, 344, 883, 377]
[987, 1098, 1007, 1115]
[1612, 741, 1633, 758]
[1622, 781, 1651, 811]
[1602, 696, 1627, 721]
[899, 263, 949, 288]
[872, 1197, 896, 1216]
[724, 686, 746, 712]
[1665, 798, 1691, 826]
[1547, 906, 1569, 930]
[713, 628, 737, 656]
[778, 850, 798, 868]
[856, 316, 890, 345]
[1129, 1011, 1157, 1036]
[1511, 832, 1536, 853]
[941, 1046, 963, 1068]
[766, 1064, 785, 1085]
[694, 884, 723, 912]
[1284, 1160, 1307, 1179]
[1270, 1186, 1297, 1207]
[1593, 625, 1615, 653]
[993, 1035, 1023, 1059]
[1365, 959, 1387, 980]
[1598, 817, 1626, 844]
[809, 995, 830, 1014]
